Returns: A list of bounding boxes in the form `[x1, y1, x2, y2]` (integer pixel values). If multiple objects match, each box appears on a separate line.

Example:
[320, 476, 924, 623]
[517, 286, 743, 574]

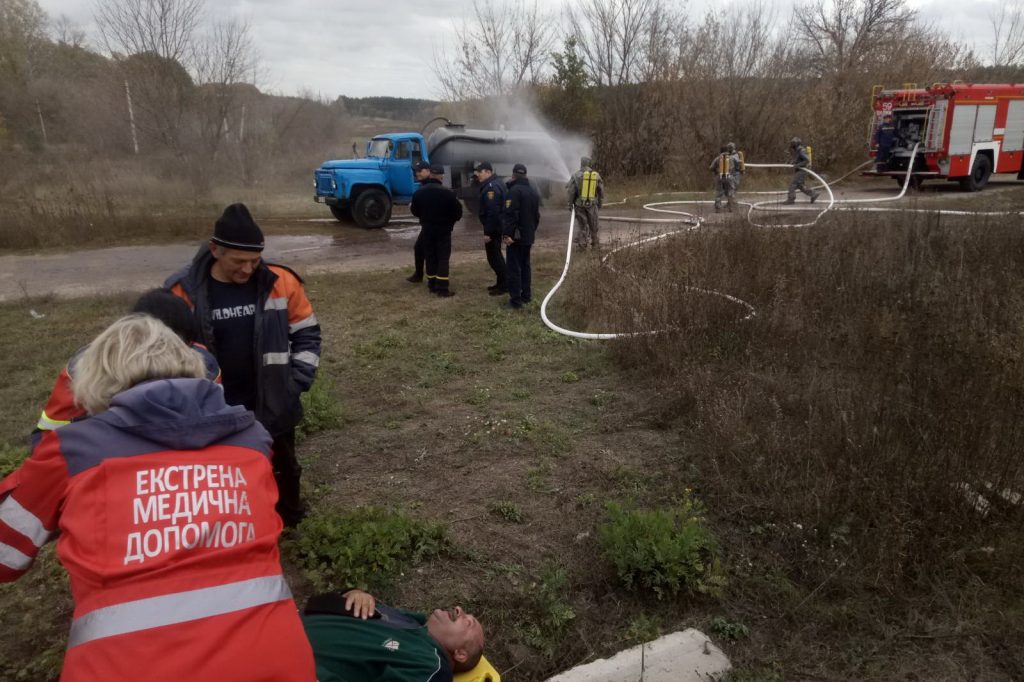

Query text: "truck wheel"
[352, 189, 392, 228]
[329, 205, 351, 223]
[959, 155, 992, 192]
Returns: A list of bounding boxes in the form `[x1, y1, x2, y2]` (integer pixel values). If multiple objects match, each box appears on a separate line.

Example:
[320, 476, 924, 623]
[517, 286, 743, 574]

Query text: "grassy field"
[1, 211, 1023, 680]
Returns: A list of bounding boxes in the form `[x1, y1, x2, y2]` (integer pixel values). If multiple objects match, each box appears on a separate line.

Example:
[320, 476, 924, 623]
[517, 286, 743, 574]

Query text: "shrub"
[293, 507, 448, 593]
[488, 500, 525, 523]
[521, 562, 576, 655]
[599, 495, 723, 599]
[712, 616, 750, 641]
[297, 376, 344, 441]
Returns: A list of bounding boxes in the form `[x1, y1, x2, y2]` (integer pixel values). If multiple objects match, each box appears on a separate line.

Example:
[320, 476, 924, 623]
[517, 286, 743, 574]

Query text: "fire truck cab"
[865, 82, 1024, 191]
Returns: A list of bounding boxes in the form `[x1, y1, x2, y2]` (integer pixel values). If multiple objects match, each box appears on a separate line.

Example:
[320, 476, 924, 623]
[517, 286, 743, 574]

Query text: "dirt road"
[0, 206, 665, 302]
[2, 178, 1020, 302]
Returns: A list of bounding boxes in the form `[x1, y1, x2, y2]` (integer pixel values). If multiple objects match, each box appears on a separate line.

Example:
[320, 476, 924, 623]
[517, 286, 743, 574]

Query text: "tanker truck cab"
[313, 132, 427, 228]
[314, 120, 566, 228]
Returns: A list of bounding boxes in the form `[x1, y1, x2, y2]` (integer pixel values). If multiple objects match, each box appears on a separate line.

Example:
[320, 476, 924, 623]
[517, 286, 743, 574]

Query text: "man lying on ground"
[303, 588, 485, 682]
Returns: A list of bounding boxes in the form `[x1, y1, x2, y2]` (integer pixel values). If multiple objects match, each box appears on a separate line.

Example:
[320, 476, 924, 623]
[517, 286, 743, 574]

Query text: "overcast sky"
[36, 0, 1004, 100]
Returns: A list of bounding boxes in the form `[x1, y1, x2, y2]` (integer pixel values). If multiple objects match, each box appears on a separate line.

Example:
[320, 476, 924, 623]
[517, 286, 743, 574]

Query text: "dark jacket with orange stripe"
[165, 247, 322, 436]
[0, 378, 316, 682]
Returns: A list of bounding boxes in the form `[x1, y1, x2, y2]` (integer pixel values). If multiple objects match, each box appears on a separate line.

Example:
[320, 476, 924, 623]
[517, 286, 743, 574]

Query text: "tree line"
[3, 0, 1024, 192]
[435, 0, 1024, 181]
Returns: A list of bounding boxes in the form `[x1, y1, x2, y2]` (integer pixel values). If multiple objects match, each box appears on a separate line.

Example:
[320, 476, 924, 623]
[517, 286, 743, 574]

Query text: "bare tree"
[193, 18, 257, 156]
[94, 0, 258, 166]
[990, 3, 1024, 67]
[679, 5, 793, 159]
[792, 0, 917, 76]
[566, 0, 685, 87]
[95, 0, 203, 64]
[51, 14, 87, 48]
[432, 0, 556, 101]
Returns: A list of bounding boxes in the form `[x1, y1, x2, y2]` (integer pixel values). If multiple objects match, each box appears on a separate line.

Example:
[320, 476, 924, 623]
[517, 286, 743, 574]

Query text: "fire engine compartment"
[882, 108, 930, 172]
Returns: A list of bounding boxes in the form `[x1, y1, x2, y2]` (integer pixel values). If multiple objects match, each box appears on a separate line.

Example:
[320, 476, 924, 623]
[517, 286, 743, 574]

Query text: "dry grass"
[564, 210, 1024, 678]
[0, 149, 330, 251]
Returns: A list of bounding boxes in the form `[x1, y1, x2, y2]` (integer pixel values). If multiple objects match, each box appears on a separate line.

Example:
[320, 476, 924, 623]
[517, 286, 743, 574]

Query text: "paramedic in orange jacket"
[0, 315, 316, 682]
[32, 288, 220, 446]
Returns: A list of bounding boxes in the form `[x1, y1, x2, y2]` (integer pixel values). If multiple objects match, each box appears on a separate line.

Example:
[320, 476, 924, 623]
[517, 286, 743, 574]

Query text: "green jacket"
[303, 605, 453, 682]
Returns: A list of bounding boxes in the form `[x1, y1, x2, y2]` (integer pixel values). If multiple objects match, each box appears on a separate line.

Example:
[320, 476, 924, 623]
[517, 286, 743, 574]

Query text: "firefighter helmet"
[790, 137, 802, 148]
[580, 156, 592, 169]
[726, 142, 736, 152]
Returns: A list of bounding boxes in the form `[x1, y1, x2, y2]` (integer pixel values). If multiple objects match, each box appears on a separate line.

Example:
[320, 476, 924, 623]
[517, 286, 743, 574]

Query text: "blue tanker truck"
[313, 119, 566, 228]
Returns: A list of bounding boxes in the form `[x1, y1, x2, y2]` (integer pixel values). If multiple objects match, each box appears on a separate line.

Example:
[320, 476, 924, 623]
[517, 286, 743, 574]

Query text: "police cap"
[413, 160, 430, 172]
[512, 163, 527, 175]
[429, 163, 445, 175]
[474, 161, 493, 172]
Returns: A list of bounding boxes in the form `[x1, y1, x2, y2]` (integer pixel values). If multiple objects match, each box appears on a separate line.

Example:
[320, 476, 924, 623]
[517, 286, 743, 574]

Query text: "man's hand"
[503, 236, 513, 246]
[484, 235, 492, 244]
[343, 589, 376, 619]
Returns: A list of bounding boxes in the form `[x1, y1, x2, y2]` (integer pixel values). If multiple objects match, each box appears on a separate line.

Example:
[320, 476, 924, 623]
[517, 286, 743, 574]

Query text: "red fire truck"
[865, 82, 1024, 190]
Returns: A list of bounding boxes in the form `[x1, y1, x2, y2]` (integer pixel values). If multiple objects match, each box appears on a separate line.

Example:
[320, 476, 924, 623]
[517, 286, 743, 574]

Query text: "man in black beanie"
[410, 163, 462, 297]
[165, 203, 322, 527]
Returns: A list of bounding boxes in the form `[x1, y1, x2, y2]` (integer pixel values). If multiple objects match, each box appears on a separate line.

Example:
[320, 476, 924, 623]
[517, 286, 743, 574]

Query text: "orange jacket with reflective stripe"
[0, 379, 315, 682]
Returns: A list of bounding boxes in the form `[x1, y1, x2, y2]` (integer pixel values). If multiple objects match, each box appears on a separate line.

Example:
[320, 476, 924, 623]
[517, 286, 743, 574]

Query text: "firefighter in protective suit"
[785, 137, 820, 204]
[709, 143, 742, 212]
[566, 157, 604, 250]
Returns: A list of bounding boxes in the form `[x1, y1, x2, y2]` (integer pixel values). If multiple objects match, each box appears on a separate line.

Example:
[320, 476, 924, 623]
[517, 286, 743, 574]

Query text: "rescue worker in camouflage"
[303, 588, 485, 682]
[566, 156, 604, 250]
[473, 161, 507, 295]
[709, 144, 742, 212]
[785, 137, 820, 204]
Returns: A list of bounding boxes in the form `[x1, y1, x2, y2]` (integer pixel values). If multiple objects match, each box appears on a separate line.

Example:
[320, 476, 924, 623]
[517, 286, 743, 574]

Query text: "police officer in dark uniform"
[406, 161, 431, 283]
[501, 163, 541, 310]
[474, 161, 507, 295]
[410, 162, 463, 297]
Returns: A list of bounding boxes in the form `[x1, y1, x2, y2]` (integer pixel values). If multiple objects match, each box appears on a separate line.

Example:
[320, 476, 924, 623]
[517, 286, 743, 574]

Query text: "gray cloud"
[36, 0, 996, 100]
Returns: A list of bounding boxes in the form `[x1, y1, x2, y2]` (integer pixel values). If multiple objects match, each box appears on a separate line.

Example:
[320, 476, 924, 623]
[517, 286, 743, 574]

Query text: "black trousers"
[271, 429, 305, 526]
[506, 242, 532, 303]
[484, 235, 506, 287]
[413, 229, 425, 277]
[424, 229, 452, 291]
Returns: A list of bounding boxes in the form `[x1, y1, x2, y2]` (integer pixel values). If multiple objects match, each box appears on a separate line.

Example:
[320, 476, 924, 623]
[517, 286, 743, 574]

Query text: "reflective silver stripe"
[0, 541, 32, 572]
[263, 352, 290, 366]
[36, 411, 70, 431]
[289, 314, 319, 334]
[293, 351, 320, 368]
[0, 497, 51, 547]
[264, 297, 288, 311]
[68, 575, 292, 648]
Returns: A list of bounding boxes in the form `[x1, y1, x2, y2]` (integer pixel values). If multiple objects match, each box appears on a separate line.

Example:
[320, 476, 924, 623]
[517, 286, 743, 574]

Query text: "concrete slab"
[544, 629, 731, 682]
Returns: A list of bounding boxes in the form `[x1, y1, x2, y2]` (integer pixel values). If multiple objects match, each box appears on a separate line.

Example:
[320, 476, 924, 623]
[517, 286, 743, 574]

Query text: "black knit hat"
[212, 203, 264, 252]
